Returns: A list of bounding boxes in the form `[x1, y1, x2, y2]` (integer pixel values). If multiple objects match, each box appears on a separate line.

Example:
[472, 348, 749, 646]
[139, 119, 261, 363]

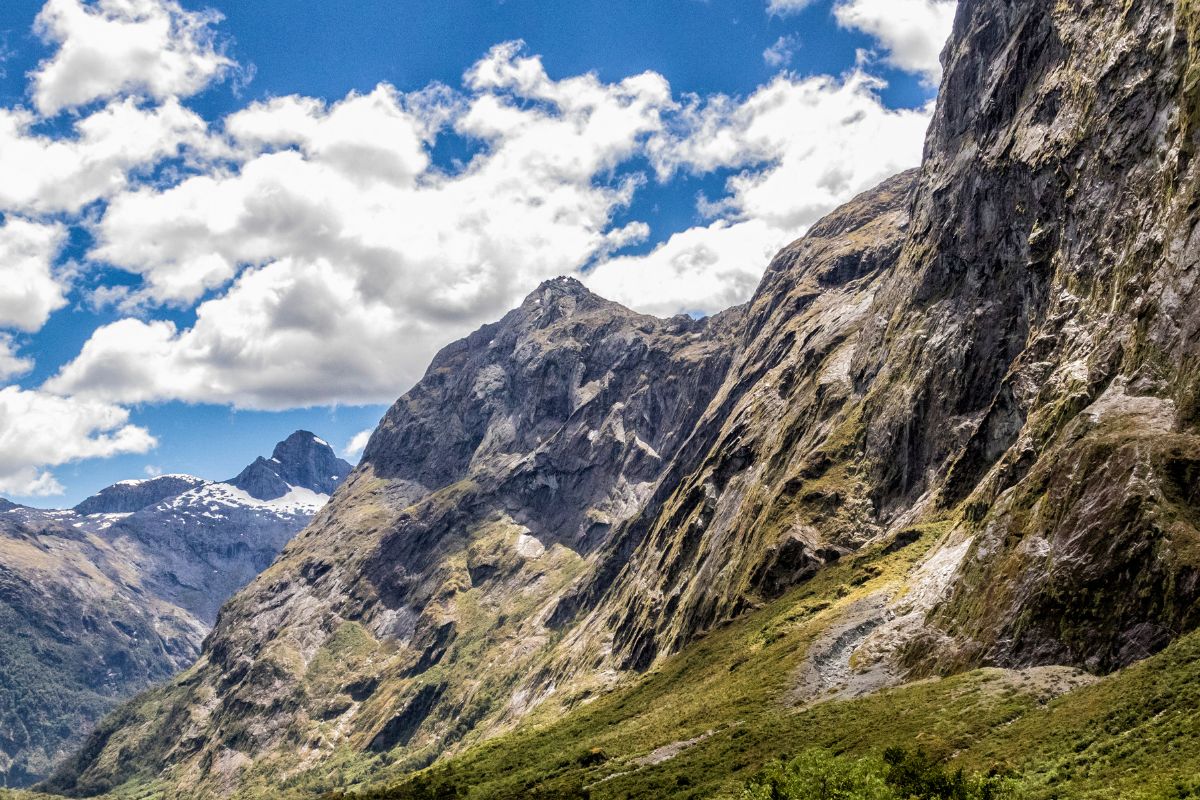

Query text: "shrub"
[740, 750, 893, 800]
[739, 748, 1021, 800]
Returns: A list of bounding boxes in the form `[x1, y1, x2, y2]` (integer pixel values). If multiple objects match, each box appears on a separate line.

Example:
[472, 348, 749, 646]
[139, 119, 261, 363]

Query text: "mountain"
[229, 432, 352, 501]
[37, 0, 1200, 798]
[0, 433, 350, 788]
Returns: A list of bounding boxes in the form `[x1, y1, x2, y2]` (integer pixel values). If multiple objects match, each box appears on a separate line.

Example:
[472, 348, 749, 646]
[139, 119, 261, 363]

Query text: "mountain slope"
[42, 279, 748, 797]
[0, 510, 203, 789]
[101, 433, 353, 623]
[0, 434, 349, 787]
[41, 0, 1200, 796]
[543, 170, 916, 679]
[333, 531, 1200, 800]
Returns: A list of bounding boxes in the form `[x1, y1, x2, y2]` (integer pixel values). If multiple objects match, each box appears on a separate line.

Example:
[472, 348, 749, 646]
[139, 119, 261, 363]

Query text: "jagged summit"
[74, 474, 207, 516]
[70, 431, 352, 513]
[228, 431, 353, 501]
[512, 275, 621, 330]
[533, 275, 591, 296]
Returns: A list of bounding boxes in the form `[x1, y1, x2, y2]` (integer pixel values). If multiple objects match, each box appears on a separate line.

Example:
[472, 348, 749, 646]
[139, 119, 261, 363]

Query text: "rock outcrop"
[0, 433, 348, 787]
[42, 0, 1200, 796]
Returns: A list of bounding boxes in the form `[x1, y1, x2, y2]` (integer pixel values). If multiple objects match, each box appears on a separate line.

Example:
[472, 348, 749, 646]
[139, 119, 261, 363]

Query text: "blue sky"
[0, 0, 955, 506]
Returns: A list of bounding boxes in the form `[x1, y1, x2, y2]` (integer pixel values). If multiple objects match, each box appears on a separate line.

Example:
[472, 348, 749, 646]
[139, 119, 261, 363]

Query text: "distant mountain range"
[0, 431, 351, 787]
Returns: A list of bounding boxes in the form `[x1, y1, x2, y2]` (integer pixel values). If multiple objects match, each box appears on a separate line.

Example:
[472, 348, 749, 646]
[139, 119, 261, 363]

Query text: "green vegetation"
[737, 748, 1019, 800]
[0, 592, 174, 788]
[291, 522, 1200, 800]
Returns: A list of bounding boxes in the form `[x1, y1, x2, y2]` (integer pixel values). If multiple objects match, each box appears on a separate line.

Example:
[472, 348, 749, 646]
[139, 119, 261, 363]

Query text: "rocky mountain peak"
[516, 275, 614, 328]
[531, 275, 591, 299]
[0, 436, 349, 787]
[229, 431, 353, 501]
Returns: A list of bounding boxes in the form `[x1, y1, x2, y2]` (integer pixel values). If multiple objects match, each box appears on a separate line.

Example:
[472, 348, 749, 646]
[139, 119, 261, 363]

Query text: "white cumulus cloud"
[834, 0, 958, 83]
[51, 45, 938, 407]
[0, 337, 34, 382]
[589, 70, 931, 315]
[31, 0, 954, 418]
[0, 217, 69, 332]
[0, 387, 156, 496]
[344, 429, 373, 460]
[766, 0, 819, 15]
[30, 0, 233, 115]
[763, 35, 800, 69]
[0, 97, 210, 216]
[50, 44, 671, 407]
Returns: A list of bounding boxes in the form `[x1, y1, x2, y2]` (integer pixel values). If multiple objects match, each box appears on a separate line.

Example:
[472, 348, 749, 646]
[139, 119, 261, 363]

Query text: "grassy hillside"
[311, 524, 1200, 800]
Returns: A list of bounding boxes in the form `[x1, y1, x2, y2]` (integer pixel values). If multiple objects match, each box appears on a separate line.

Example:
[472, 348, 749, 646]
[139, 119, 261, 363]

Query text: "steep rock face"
[859, 0, 1200, 674]
[44, 0, 1200, 795]
[544, 172, 917, 675]
[548, 0, 1200, 684]
[0, 433, 345, 787]
[361, 277, 743, 552]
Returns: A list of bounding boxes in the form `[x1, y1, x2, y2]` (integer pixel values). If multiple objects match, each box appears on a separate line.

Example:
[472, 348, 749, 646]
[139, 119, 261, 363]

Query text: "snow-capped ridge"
[75, 474, 211, 516]
[168, 481, 329, 516]
[113, 474, 205, 488]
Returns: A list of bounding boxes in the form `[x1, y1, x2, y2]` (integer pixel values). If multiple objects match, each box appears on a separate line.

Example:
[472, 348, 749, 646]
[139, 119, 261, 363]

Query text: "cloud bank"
[51, 46, 932, 408]
[31, 0, 233, 115]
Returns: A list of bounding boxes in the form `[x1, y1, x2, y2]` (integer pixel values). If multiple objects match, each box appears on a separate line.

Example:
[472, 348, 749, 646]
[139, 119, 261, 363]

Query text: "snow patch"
[632, 435, 661, 460]
[113, 474, 203, 487]
[170, 481, 330, 515]
[81, 512, 133, 530]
